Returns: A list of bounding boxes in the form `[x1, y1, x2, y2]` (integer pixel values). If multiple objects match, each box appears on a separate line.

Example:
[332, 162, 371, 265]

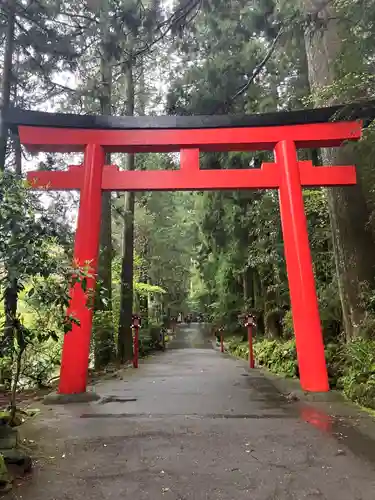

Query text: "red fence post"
[58, 144, 104, 395]
[245, 315, 255, 369]
[276, 140, 329, 392]
[132, 315, 140, 369]
[217, 326, 224, 353]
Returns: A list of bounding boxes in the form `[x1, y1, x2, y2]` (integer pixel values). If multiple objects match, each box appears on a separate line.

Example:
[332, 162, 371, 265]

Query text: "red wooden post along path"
[218, 326, 225, 353]
[245, 315, 256, 369]
[132, 315, 141, 369]
[18, 111, 361, 396]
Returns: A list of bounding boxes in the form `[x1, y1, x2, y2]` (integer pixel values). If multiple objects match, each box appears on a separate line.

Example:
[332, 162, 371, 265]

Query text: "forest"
[1, 0, 375, 411]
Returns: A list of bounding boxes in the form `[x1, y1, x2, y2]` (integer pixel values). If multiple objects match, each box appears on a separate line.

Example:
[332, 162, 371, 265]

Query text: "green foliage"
[282, 311, 294, 339]
[0, 172, 88, 403]
[134, 282, 166, 297]
[92, 311, 116, 370]
[111, 253, 167, 327]
[339, 339, 375, 409]
[226, 336, 298, 377]
[254, 339, 298, 378]
[139, 325, 165, 357]
[226, 339, 250, 359]
[325, 342, 345, 387]
[0, 173, 68, 294]
[20, 343, 61, 389]
[130, 182, 195, 317]
[168, 0, 375, 352]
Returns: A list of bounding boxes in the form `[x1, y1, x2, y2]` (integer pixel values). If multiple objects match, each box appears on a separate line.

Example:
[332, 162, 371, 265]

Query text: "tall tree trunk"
[13, 56, 21, 176]
[0, 2, 17, 378]
[13, 133, 21, 175]
[302, 0, 375, 339]
[118, 58, 135, 363]
[243, 267, 254, 309]
[94, 0, 115, 368]
[136, 60, 149, 320]
[0, 0, 15, 170]
[139, 240, 149, 319]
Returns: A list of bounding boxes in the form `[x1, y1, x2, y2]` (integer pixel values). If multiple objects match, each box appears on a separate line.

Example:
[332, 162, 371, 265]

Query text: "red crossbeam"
[27, 160, 356, 191]
[19, 121, 362, 153]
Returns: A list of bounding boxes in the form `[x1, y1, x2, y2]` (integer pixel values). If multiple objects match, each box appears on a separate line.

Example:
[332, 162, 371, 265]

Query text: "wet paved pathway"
[13, 325, 375, 499]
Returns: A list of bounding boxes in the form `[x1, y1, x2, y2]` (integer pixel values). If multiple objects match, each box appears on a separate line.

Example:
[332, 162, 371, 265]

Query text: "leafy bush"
[92, 311, 115, 369]
[226, 337, 298, 377]
[0, 171, 90, 419]
[228, 340, 249, 359]
[339, 339, 375, 409]
[139, 331, 155, 357]
[139, 325, 165, 356]
[325, 342, 345, 387]
[254, 339, 298, 377]
[20, 342, 61, 389]
[282, 311, 294, 339]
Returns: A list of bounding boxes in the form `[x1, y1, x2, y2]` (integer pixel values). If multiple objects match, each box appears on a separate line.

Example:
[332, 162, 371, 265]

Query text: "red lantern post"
[132, 315, 141, 369]
[171, 316, 176, 335]
[219, 326, 224, 353]
[245, 315, 256, 369]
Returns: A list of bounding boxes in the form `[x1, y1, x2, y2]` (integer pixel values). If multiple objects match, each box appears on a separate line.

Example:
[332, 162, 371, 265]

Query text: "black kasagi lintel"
[3, 101, 375, 133]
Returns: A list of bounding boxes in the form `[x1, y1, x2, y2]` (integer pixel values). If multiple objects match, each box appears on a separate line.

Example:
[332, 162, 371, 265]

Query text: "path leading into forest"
[12, 324, 375, 499]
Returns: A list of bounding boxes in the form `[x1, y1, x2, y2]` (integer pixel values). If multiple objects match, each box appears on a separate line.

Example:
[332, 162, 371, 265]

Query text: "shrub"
[254, 338, 298, 377]
[92, 311, 115, 369]
[20, 340, 61, 388]
[139, 330, 155, 356]
[139, 325, 166, 356]
[325, 342, 345, 388]
[339, 339, 375, 409]
[282, 311, 294, 339]
[226, 337, 249, 358]
[226, 336, 298, 377]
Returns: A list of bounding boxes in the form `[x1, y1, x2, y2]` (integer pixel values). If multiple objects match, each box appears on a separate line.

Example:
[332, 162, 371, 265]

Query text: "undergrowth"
[226, 336, 375, 410]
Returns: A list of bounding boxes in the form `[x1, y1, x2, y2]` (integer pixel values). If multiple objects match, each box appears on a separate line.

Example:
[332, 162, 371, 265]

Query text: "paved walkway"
[13, 325, 375, 499]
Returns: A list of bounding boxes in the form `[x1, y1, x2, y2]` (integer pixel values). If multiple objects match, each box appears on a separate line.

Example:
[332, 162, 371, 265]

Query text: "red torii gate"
[16, 112, 361, 398]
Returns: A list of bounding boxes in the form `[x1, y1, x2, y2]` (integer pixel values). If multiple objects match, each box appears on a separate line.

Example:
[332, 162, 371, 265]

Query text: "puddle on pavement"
[300, 405, 332, 432]
[244, 375, 289, 409]
[299, 403, 375, 466]
[243, 370, 375, 467]
[331, 414, 375, 465]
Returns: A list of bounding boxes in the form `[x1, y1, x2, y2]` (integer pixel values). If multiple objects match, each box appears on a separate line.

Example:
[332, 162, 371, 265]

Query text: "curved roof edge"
[4, 101, 375, 131]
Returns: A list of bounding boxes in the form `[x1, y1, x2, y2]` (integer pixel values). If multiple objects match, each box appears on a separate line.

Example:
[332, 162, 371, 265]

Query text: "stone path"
[10, 324, 375, 499]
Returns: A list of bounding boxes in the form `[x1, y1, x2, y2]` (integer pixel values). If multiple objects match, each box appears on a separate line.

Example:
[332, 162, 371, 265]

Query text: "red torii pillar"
[22, 121, 360, 395]
[58, 145, 104, 395]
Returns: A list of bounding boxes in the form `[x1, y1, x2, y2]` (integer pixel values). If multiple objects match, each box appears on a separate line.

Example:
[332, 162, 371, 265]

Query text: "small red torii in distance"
[17, 112, 361, 398]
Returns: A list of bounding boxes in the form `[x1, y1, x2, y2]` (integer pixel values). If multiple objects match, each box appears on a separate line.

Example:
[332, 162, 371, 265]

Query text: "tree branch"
[214, 28, 283, 114]
[112, 0, 202, 66]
